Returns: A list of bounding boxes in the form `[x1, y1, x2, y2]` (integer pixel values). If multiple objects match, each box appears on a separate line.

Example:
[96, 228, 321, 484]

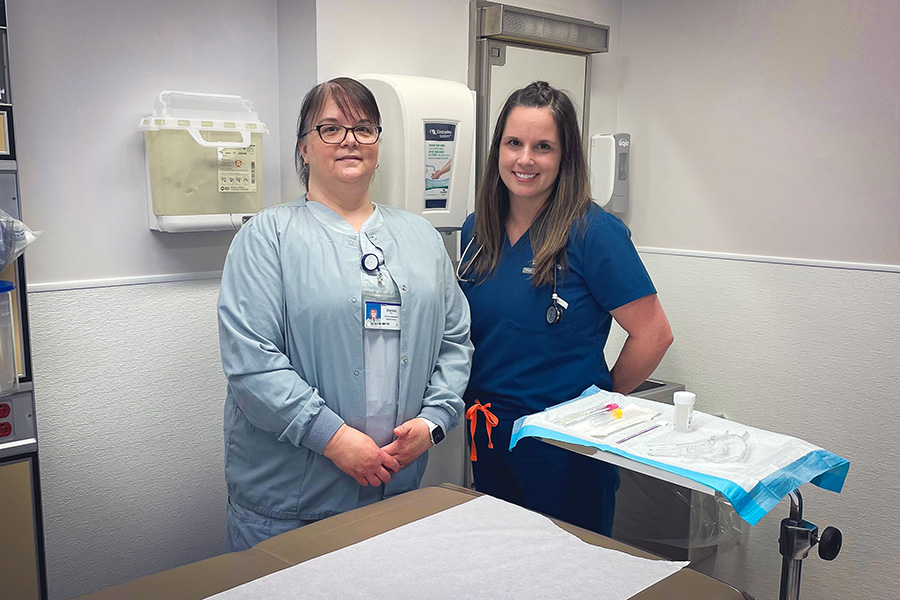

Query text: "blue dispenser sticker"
[424, 122, 455, 209]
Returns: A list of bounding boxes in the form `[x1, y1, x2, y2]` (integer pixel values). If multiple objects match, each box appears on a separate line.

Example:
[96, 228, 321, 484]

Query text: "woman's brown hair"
[469, 81, 590, 286]
[294, 77, 381, 189]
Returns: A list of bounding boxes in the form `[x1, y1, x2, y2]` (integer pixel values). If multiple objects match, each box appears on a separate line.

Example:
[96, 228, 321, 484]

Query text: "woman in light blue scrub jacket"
[459, 81, 673, 535]
[218, 78, 473, 551]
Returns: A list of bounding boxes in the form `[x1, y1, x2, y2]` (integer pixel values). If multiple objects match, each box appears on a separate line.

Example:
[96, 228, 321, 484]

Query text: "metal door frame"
[468, 1, 609, 182]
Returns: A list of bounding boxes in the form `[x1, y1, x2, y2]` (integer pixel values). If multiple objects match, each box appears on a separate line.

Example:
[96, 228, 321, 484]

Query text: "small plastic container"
[0, 280, 17, 394]
[673, 391, 696, 433]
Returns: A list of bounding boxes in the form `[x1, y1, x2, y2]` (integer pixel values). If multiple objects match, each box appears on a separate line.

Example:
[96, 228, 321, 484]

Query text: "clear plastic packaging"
[612, 471, 749, 557]
[0, 209, 41, 272]
[646, 431, 751, 463]
[546, 391, 661, 439]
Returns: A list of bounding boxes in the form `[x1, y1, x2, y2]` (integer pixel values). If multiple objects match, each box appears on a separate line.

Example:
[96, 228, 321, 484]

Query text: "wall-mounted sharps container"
[139, 91, 269, 233]
[0, 279, 17, 394]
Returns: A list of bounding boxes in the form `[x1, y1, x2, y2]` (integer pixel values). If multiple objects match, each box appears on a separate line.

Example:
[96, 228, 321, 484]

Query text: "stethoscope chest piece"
[545, 302, 563, 325]
[545, 264, 568, 325]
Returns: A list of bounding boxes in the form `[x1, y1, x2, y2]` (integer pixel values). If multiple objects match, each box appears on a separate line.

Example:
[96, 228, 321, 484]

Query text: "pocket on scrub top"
[504, 311, 575, 336]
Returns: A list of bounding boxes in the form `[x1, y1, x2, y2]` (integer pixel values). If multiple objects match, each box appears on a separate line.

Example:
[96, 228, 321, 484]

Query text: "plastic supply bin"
[139, 91, 269, 233]
[0, 279, 16, 394]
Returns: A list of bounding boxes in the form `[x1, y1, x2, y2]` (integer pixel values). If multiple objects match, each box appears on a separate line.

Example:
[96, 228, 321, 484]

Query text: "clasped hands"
[323, 418, 432, 487]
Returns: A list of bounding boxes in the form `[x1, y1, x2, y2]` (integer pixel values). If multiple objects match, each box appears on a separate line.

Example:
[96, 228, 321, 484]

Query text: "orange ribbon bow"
[465, 399, 499, 462]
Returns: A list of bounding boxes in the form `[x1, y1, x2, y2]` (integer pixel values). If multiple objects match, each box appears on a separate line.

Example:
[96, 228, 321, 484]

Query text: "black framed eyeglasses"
[307, 124, 382, 145]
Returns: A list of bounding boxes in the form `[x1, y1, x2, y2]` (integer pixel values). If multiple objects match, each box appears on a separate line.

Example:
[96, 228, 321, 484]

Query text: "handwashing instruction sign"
[218, 145, 258, 193]
[424, 122, 455, 209]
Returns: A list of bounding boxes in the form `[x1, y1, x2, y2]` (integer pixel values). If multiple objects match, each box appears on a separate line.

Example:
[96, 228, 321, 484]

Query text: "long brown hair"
[470, 81, 590, 286]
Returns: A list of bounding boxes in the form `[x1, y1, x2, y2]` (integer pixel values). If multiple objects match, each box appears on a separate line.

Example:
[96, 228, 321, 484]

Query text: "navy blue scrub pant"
[471, 414, 620, 536]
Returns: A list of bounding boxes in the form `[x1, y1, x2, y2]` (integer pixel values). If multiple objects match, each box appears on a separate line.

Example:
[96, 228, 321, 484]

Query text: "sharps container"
[139, 91, 269, 232]
[0, 280, 17, 393]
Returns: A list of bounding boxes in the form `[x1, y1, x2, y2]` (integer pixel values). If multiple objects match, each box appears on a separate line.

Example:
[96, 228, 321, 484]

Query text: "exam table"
[74, 484, 753, 600]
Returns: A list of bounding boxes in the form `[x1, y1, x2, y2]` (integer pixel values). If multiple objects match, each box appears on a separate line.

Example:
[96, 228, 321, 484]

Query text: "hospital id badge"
[364, 300, 401, 330]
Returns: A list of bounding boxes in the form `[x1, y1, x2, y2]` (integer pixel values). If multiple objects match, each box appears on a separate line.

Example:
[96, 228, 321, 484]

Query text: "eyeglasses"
[307, 124, 382, 145]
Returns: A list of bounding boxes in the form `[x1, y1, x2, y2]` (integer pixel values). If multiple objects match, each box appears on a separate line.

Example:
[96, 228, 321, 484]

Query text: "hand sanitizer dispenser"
[139, 91, 269, 233]
[590, 133, 630, 213]
[356, 74, 475, 230]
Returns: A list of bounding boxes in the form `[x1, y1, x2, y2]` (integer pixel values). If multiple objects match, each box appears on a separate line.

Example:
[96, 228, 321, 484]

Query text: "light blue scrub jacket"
[218, 197, 473, 520]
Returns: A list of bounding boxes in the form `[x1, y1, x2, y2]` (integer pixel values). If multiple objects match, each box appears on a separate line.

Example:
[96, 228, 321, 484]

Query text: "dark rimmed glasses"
[307, 124, 382, 145]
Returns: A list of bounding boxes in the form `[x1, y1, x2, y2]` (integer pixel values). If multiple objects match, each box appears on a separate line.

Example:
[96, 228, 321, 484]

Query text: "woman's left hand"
[382, 418, 433, 468]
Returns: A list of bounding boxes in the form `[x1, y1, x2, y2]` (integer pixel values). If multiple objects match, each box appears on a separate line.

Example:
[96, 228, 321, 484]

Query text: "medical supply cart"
[0, 3, 48, 598]
[516, 388, 846, 600]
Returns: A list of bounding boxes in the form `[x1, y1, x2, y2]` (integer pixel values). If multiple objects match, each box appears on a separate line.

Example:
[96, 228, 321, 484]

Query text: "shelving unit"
[0, 1, 48, 598]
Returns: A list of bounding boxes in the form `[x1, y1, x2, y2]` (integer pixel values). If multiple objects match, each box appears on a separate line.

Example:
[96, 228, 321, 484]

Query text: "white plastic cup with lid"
[673, 391, 696, 432]
[0, 280, 17, 394]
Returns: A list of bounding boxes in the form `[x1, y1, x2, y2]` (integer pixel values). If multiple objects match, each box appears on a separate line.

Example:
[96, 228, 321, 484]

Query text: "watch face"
[432, 425, 445, 445]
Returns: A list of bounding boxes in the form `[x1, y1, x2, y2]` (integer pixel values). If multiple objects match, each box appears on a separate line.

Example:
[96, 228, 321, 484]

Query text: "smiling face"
[299, 96, 379, 191]
[498, 106, 562, 210]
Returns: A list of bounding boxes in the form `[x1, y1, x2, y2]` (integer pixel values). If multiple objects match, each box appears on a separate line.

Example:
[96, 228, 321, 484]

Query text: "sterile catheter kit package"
[511, 386, 850, 526]
[0, 209, 40, 272]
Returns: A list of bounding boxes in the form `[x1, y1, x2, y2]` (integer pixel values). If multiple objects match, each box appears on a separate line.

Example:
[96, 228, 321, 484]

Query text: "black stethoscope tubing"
[458, 234, 567, 325]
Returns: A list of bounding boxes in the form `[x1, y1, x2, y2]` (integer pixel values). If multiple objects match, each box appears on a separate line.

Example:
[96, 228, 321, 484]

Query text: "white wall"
[617, 0, 900, 266]
[9, 0, 284, 287]
[315, 0, 471, 84]
[605, 1, 900, 598]
[608, 254, 900, 599]
[277, 0, 318, 201]
[28, 280, 225, 599]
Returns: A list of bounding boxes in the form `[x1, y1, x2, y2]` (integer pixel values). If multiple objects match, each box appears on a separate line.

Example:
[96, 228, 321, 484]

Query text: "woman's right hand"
[323, 424, 401, 486]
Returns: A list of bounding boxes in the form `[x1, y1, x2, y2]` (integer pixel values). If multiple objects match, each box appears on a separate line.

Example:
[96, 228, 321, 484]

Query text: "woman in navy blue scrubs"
[459, 81, 673, 535]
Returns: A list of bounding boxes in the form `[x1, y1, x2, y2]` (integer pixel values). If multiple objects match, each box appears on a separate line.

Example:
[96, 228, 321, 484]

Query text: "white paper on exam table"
[205, 495, 687, 600]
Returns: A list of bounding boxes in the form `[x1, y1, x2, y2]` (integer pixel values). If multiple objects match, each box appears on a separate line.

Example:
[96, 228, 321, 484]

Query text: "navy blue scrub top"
[460, 204, 657, 420]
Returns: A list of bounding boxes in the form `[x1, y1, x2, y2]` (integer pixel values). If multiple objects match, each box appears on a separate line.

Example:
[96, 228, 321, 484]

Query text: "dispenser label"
[218, 145, 257, 193]
[424, 122, 455, 210]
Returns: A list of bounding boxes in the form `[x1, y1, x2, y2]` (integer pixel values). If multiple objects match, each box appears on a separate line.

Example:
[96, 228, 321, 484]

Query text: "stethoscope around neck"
[457, 235, 568, 325]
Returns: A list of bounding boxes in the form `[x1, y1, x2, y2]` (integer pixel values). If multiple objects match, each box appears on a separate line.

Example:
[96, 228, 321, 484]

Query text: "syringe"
[558, 403, 620, 427]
